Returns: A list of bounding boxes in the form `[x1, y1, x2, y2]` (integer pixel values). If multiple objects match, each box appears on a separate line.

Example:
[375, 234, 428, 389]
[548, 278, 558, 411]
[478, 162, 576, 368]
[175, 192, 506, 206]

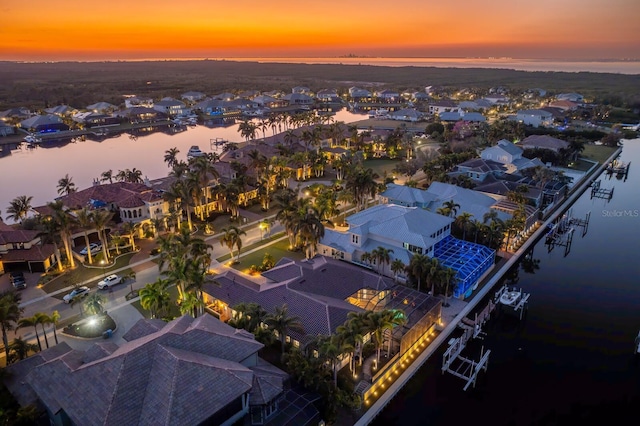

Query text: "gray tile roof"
[204, 257, 397, 343]
[379, 183, 438, 207]
[9, 315, 275, 426]
[122, 318, 166, 341]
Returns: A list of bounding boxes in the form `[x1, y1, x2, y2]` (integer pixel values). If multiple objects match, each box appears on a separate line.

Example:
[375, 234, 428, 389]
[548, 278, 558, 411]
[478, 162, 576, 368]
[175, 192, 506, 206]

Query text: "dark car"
[9, 272, 26, 290]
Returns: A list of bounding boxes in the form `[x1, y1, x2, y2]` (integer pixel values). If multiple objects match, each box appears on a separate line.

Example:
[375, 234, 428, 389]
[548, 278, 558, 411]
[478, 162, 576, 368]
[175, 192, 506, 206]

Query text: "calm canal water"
[375, 139, 640, 425]
[0, 108, 365, 215]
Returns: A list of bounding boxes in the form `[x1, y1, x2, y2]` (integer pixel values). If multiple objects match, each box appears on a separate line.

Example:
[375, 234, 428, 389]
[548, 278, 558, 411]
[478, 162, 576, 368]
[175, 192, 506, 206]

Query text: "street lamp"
[100, 259, 106, 279]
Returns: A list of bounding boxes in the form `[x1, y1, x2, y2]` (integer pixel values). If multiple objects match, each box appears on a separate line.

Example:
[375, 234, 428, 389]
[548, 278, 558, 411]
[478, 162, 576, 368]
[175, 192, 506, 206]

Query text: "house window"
[402, 242, 423, 254]
[351, 234, 359, 244]
[293, 340, 300, 348]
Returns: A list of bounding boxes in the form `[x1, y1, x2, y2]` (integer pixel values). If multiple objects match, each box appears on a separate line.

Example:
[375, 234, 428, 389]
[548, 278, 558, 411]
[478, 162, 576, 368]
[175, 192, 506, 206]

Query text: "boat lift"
[442, 334, 491, 391]
[494, 284, 530, 320]
[590, 180, 615, 201]
[545, 209, 590, 256]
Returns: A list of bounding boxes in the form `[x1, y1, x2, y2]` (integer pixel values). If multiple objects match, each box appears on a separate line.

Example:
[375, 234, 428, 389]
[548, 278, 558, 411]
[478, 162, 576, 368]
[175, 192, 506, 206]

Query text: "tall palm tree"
[76, 207, 95, 264]
[265, 304, 304, 355]
[441, 267, 457, 307]
[18, 315, 42, 352]
[164, 147, 180, 169]
[219, 225, 246, 263]
[100, 169, 114, 184]
[5, 195, 33, 223]
[34, 312, 51, 349]
[47, 200, 77, 269]
[455, 212, 474, 241]
[345, 166, 379, 211]
[440, 200, 460, 218]
[293, 206, 325, 259]
[364, 310, 402, 367]
[407, 253, 430, 293]
[427, 258, 442, 296]
[57, 174, 76, 196]
[0, 291, 24, 360]
[121, 221, 140, 251]
[140, 279, 171, 319]
[372, 246, 394, 275]
[37, 214, 64, 272]
[320, 334, 353, 386]
[191, 155, 220, 220]
[390, 258, 405, 283]
[91, 209, 114, 262]
[49, 310, 61, 345]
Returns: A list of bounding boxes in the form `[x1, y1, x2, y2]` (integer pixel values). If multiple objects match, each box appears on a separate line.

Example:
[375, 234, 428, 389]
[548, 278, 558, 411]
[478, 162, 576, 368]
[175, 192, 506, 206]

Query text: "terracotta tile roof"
[0, 229, 40, 244]
[1, 244, 55, 262]
[57, 182, 162, 210]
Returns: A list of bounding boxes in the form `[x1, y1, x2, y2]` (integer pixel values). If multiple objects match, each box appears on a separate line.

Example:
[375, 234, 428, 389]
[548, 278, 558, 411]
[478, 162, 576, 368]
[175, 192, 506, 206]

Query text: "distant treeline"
[0, 60, 639, 110]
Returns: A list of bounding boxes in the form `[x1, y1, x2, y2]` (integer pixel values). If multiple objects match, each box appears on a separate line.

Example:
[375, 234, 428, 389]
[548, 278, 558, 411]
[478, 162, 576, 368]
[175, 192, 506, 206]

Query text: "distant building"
[516, 109, 554, 127]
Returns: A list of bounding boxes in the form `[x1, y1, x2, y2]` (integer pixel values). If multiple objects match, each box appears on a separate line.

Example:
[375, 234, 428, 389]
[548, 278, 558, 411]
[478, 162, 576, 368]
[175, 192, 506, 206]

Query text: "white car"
[63, 286, 90, 303]
[97, 274, 122, 290]
[80, 243, 102, 255]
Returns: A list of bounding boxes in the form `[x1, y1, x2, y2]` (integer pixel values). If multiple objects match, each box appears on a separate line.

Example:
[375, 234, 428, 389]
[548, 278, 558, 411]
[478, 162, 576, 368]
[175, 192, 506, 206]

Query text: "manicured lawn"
[363, 158, 403, 178]
[131, 284, 181, 319]
[216, 232, 287, 263]
[226, 238, 306, 273]
[40, 252, 137, 295]
[581, 144, 617, 164]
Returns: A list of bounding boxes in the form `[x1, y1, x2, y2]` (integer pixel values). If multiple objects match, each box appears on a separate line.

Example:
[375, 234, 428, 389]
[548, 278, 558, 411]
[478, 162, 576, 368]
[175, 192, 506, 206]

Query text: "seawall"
[355, 145, 622, 425]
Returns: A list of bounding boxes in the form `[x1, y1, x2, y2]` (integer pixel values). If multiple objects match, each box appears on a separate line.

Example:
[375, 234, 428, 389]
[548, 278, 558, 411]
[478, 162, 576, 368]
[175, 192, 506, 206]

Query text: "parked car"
[9, 271, 26, 290]
[63, 286, 90, 303]
[97, 274, 122, 290]
[80, 243, 102, 255]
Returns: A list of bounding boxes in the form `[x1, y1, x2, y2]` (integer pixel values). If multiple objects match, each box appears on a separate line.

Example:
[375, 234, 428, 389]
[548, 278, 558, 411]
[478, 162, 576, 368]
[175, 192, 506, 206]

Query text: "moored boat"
[187, 145, 205, 160]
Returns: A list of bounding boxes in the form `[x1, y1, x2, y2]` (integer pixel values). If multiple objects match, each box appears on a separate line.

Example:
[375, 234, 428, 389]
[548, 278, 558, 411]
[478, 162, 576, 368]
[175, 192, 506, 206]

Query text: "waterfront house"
[348, 87, 373, 102]
[180, 91, 206, 103]
[292, 86, 312, 95]
[124, 96, 154, 108]
[519, 134, 569, 154]
[213, 92, 236, 101]
[388, 108, 423, 122]
[450, 158, 507, 182]
[0, 107, 31, 123]
[44, 105, 78, 117]
[374, 89, 400, 103]
[474, 180, 543, 208]
[319, 204, 495, 297]
[516, 109, 554, 127]
[282, 93, 314, 106]
[253, 95, 287, 109]
[86, 102, 116, 113]
[0, 221, 56, 273]
[316, 88, 340, 103]
[153, 97, 188, 117]
[18, 114, 69, 134]
[4, 314, 289, 426]
[378, 183, 438, 208]
[73, 112, 120, 128]
[483, 94, 509, 105]
[116, 107, 166, 123]
[203, 256, 442, 377]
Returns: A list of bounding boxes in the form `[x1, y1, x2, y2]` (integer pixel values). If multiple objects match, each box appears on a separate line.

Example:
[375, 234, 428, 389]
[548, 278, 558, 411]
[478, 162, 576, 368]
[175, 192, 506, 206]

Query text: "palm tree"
[9, 336, 39, 363]
[91, 209, 114, 262]
[440, 200, 460, 218]
[76, 207, 95, 264]
[140, 279, 171, 319]
[34, 312, 51, 349]
[364, 310, 405, 367]
[407, 253, 430, 293]
[390, 259, 405, 283]
[191, 155, 220, 220]
[100, 169, 114, 184]
[48, 200, 77, 269]
[84, 293, 106, 315]
[57, 174, 76, 196]
[49, 310, 61, 345]
[18, 315, 42, 352]
[293, 206, 325, 259]
[455, 212, 474, 241]
[265, 304, 304, 355]
[179, 292, 204, 317]
[164, 147, 180, 169]
[345, 166, 379, 211]
[121, 221, 140, 251]
[219, 225, 246, 263]
[0, 290, 24, 360]
[372, 246, 394, 275]
[427, 258, 442, 296]
[5, 195, 33, 223]
[441, 267, 457, 307]
[320, 335, 353, 386]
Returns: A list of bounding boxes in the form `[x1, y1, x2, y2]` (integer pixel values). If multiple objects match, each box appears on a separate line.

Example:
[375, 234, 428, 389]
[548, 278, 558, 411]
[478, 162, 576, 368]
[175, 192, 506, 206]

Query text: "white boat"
[499, 289, 521, 306]
[24, 134, 42, 144]
[187, 145, 205, 160]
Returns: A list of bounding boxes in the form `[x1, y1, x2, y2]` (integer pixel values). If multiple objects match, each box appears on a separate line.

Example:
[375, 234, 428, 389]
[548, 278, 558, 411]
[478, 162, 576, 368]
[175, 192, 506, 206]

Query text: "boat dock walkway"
[355, 146, 622, 425]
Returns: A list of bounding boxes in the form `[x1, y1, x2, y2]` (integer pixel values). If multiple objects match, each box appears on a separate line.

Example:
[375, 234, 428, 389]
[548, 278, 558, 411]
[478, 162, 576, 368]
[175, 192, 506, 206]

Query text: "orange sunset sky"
[2, 0, 639, 61]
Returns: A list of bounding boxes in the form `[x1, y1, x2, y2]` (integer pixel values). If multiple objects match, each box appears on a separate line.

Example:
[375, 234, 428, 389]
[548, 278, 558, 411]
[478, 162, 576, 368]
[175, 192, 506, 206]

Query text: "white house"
[153, 98, 188, 117]
[556, 93, 584, 103]
[516, 109, 554, 127]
